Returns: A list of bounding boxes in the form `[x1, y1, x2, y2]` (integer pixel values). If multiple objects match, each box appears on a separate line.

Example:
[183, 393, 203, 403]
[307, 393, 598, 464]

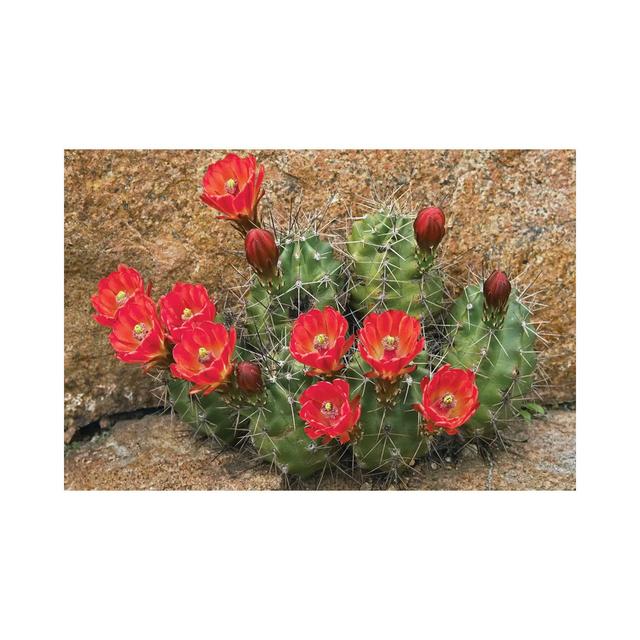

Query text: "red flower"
[108, 293, 168, 367]
[235, 361, 263, 394]
[159, 282, 216, 341]
[170, 321, 236, 396]
[299, 379, 361, 444]
[357, 309, 425, 380]
[483, 270, 511, 313]
[91, 264, 147, 327]
[201, 153, 265, 228]
[290, 307, 354, 376]
[245, 228, 279, 281]
[412, 364, 480, 435]
[414, 207, 445, 252]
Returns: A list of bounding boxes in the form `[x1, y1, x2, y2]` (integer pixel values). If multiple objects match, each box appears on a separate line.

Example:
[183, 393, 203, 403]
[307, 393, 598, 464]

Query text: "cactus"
[93, 151, 544, 487]
[347, 207, 444, 321]
[245, 233, 345, 341]
[443, 283, 538, 441]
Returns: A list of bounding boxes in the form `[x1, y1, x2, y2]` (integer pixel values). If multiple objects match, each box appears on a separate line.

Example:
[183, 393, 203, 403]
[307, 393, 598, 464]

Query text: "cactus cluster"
[92, 152, 543, 486]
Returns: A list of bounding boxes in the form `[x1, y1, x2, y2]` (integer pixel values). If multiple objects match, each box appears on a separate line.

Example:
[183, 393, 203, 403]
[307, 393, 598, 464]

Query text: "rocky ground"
[64, 409, 575, 490]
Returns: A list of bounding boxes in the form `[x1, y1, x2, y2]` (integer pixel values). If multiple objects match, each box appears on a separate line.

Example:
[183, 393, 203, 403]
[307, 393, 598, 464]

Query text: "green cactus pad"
[167, 378, 247, 445]
[245, 234, 344, 341]
[248, 350, 336, 478]
[348, 354, 429, 473]
[444, 285, 538, 439]
[347, 209, 444, 320]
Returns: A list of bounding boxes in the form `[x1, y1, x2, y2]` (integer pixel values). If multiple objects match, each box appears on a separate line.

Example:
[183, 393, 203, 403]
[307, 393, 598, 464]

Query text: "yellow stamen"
[116, 290, 127, 304]
[225, 178, 237, 194]
[182, 307, 193, 320]
[314, 333, 329, 349]
[442, 393, 454, 406]
[198, 347, 209, 359]
[382, 335, 398, 350]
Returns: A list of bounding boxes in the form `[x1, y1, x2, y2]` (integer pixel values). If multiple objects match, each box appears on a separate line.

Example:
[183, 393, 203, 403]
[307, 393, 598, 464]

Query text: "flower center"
[132, 323, 148, 341]
[440, 392, 456, 410]
[382, 335, 398, 351]
[182, 307, 193, 320]
[198, 346, 212, 364]
[313, 333, 329, 351]
[321, 401, 339, 419]
[115, 290, 127, 305]
[225, 178, 238, 195]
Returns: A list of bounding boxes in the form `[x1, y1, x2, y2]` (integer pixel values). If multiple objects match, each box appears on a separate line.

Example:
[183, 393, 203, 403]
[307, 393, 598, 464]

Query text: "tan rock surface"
[64, 150, 575, 440]
[64, 409, 575, 491]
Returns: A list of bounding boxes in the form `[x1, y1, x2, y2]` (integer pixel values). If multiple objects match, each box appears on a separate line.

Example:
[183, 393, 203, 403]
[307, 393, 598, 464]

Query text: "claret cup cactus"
[92, 152, 543, 486]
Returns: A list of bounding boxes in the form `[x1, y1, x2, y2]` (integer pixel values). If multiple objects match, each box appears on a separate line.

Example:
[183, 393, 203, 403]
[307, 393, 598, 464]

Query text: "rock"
[64, 409, 576, 490]
[64, 150, 575, 439]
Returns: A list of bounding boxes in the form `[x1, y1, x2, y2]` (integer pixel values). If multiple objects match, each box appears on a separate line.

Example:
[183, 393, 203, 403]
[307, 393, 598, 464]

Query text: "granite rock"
[64, 150, 575, 440]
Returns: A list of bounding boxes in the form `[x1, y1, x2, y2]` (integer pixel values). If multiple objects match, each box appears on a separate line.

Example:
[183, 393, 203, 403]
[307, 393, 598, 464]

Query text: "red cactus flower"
[414, 206, 445, 252]
[169, 321, 236, 396]
[91, 264, 147, 327]
[357, 309, 425, 380]
[108, 293, 168, 368]
[159, 282, 216, 341]
[299, 379, 361, 444]
[483, 270, 511, 313]
[235, 361, 263, 394]
[201, 153, 265, 228]
[245, 228, 279, 281]
[412, 364, 479, 435]
[290, 307, 354, 376]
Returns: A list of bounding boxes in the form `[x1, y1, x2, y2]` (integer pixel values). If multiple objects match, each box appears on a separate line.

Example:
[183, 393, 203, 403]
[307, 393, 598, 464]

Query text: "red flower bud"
[236, 361, 263, 394]
[483, 270, 512, 313]
[414, 207, 445, 252]
[244, 228, 279, 280]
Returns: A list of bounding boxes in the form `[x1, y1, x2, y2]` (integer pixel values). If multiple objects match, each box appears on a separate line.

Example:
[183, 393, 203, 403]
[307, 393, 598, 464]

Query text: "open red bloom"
[170, 321, 236, 396]
[92, 264, 147, 327]
[412, 364, 480, 435]
[201, 153, 265, 226]
[299, 379, 361, 444]
[357, 309, 425, 380]
[108, 293, 168, 367]
[290, 307, 354, 376]
[159, 282, 216, 341]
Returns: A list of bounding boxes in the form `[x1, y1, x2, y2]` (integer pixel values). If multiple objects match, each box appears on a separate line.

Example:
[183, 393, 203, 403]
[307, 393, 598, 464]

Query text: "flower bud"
[235, 361, 263, 394]
[244, 228, 279, 280]
[414, 207, 445, 252]
[483, 270, 511, 313]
